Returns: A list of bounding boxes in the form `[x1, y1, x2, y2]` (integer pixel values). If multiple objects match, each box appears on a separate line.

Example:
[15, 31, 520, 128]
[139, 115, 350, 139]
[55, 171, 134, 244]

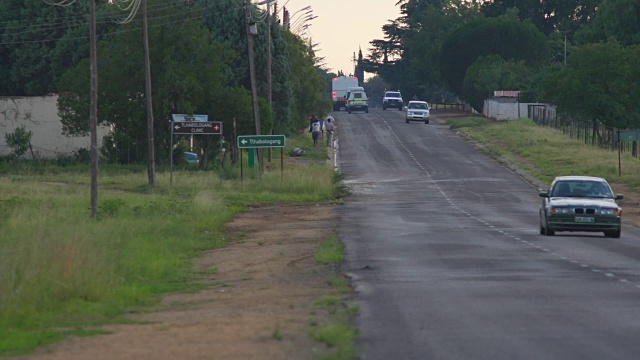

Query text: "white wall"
[483, 99, 539, 120]
[0, 95, 109, 158]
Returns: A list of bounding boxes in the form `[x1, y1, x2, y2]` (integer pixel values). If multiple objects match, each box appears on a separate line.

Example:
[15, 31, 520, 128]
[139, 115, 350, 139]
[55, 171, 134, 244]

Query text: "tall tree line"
[0, 0, 330, 163]
[366, 0, 640, 129]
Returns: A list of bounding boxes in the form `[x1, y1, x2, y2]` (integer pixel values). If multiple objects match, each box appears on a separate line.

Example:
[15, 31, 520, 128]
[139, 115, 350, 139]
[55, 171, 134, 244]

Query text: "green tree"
[265, 19, 294, 134]
[541, 41, 640, 130]
[58, 12, 236, 164]
[5, 125, 32, 158]
[481, 0, 599, 36]
[283, 31, 331, 131]
[575, 0, 640, 46]
[200, 0, 296, 134]
[404, 1, 482, 99]
[365, 0, 481, 97]
[363, 75, 390, 108]
[0, 0, 113, 96]
[463, 55, 531, 112]
[440, 16, 548, 97]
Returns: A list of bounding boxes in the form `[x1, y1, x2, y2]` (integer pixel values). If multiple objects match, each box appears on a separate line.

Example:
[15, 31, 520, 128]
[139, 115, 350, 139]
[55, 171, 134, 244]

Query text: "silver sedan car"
[539, 176, 623, 237]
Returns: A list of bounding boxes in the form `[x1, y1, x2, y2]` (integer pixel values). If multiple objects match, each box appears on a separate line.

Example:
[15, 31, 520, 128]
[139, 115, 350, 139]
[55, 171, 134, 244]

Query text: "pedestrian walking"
[309, 116, 322, 147]
[325, 116, 335, 148]
[319, 117, 325, 140]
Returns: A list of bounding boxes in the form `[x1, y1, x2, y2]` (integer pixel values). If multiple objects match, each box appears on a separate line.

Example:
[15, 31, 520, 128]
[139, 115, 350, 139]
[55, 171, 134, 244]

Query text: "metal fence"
[431, 102, 480, 114]
[529, 104, 639, 158]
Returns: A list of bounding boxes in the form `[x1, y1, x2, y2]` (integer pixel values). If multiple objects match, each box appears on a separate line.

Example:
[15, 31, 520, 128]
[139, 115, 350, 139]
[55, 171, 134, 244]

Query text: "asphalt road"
[335, 109, 640, 360]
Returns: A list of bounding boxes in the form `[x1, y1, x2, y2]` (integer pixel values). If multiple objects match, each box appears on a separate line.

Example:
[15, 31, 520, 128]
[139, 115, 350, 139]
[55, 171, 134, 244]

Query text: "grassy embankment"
[0, 132, 355, 356]
[448, 117, 640, 190]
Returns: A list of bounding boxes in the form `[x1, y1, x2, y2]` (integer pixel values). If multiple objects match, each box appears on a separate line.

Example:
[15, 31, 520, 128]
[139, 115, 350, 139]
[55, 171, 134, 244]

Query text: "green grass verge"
[310, 323, 358, 360]
[447, 117, 640, 190]
[0, 156, 342, 356]
[447, 116, 492, 130]
[286, 132, 333, 161]
[311, 234, 358, 360]
[309, 294, 359, 360]
[316, 236, 345, 264]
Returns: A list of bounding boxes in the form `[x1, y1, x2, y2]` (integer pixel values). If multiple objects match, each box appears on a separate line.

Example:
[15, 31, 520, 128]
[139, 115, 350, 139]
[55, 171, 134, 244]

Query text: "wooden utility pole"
[89, 0, 99, 218]
[142, 0, 156, 185]
[267, 2, 272, 110]
[244, 0, 263, 172]
[267, 1, 273, 161]
[46, 0, 99, 217]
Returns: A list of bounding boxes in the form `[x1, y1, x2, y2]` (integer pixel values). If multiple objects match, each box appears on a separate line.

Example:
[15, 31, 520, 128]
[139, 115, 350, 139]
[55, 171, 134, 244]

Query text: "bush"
[4, 126, 32, 158]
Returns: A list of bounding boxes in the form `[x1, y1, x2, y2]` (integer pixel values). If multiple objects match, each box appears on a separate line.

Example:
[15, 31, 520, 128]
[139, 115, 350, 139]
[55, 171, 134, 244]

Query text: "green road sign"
[617, 130, 640, 142]
[238, 135, 286, 148]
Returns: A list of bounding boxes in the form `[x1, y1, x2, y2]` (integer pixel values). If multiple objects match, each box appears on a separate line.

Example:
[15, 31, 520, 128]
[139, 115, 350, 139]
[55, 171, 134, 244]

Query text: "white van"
[345, 87, 368, 114]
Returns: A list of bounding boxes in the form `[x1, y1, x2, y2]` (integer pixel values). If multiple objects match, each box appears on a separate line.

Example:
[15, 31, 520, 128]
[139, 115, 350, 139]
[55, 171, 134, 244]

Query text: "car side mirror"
[538, 191, 548, 197]
[615, 194, 624, 200]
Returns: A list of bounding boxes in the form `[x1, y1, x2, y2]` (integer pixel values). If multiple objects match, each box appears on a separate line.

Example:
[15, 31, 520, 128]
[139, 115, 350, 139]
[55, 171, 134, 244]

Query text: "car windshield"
[408, 103, 427, 110]
[386, 92, 400, 98]
[550, 180, 613, 198]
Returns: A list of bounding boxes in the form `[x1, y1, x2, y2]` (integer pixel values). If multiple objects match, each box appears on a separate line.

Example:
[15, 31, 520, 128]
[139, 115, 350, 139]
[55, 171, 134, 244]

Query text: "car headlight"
[600, 208, 621, 215]
[550, 207, 571, 214]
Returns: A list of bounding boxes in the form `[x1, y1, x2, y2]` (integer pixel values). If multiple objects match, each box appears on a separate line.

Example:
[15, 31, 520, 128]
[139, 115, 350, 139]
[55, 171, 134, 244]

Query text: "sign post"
[237, 135, 286, 148]
[172, 121, 222, 135]
[237, 135, 286, 181]
[615, 130, 640, 177]
[170, 114, 222, 185]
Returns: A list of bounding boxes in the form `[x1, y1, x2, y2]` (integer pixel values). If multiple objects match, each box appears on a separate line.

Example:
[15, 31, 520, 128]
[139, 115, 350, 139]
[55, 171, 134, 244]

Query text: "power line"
[0, 0, 237, 36]
[41, 0, 78, 6]
[0, 0, 184, 29]
[0, 2, 241, 46]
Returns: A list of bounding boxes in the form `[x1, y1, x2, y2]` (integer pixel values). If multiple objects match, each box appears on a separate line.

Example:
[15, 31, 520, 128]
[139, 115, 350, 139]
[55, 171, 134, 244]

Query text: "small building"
[483, 90, 541, 121]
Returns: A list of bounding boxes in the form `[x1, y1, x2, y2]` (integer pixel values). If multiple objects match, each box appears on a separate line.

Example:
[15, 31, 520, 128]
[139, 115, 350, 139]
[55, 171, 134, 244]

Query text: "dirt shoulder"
[15, 203, 344, 360]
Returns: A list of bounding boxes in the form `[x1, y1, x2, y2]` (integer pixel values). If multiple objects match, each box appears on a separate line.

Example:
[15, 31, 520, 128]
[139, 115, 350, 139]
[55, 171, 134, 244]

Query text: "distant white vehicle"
[331, 76, 359, 111]
[382, 90, 403, 110]
[345, 87, 369, 114]
[405, 100, 430, 124]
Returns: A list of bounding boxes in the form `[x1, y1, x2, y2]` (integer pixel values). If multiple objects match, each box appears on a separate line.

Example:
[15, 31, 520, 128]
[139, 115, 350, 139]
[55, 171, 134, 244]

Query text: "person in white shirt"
[325, 117, 335, 148]
[309, 116, 322, 147]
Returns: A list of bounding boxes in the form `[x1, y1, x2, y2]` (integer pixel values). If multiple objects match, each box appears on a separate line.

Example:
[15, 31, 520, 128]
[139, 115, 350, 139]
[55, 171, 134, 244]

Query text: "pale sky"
[270, 0, 401, 77]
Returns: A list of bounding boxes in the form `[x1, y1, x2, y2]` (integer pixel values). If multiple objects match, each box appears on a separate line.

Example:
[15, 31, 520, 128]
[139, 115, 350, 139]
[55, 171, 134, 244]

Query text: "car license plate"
[575, 216, 595, 223]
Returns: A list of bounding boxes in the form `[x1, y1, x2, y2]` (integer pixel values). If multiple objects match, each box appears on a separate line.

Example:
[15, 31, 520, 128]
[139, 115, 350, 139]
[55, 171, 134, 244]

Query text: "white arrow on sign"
[241, 139, 248, 145]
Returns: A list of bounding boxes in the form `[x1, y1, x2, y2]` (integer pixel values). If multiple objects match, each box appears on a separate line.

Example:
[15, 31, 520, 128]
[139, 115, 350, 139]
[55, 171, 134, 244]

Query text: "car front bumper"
[546, 214, 621, 232]
[406, 113, 430, 121]
[384, 100, 402, 107]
